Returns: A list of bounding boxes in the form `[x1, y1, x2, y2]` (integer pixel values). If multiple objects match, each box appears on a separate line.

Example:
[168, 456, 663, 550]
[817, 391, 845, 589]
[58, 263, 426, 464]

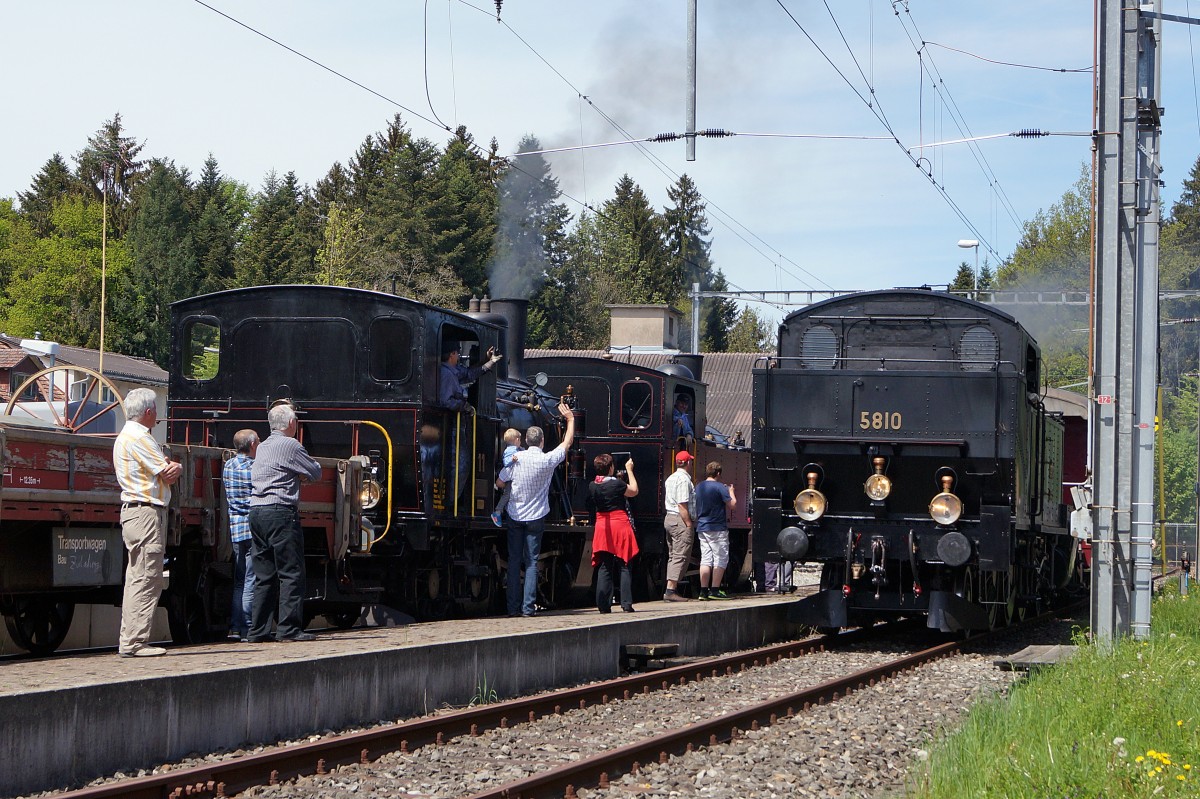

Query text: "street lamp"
[957, 239, 980, 296]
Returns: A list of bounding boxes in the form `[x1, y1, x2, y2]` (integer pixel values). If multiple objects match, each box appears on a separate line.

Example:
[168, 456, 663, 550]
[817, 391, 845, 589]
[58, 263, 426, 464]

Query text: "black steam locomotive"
[751, 289, 1086, 632]
[163, 285, 744, 638]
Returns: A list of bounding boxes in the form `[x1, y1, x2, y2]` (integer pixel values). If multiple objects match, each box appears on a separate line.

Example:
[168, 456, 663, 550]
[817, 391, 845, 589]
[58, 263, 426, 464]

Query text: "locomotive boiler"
[751, 289, 1086, 632]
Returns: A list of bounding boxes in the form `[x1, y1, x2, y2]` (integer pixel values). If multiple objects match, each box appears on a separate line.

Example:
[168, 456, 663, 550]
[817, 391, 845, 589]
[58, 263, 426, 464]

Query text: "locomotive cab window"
[620, 381, 653, 430]
[369, 317, 414, 382]
[800, 324, 838, 369]
[958, 325, 998, 372]
[182, 319, 221, 381]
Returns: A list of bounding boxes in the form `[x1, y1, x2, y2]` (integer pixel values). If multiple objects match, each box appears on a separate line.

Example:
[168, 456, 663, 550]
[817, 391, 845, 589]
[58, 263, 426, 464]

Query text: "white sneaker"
[120, 645, 167, 658]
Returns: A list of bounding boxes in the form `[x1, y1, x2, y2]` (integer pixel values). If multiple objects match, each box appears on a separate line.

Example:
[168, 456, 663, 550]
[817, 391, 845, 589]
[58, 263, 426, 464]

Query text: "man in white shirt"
[663, 451, 696, 601]
[497, 401, 575, 617]
[112, 388, 181, 657]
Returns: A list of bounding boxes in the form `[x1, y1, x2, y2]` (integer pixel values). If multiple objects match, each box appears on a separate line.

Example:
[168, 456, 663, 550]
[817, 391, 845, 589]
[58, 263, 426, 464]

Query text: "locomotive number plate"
[859, 411, 903, 431]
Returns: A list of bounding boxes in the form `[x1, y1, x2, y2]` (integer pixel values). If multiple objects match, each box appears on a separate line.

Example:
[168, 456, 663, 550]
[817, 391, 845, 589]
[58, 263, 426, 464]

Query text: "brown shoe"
[663, 591, 692, 602]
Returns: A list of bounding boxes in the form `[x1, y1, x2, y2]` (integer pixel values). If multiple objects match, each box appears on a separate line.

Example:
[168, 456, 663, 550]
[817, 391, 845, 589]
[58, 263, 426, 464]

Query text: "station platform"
[0, 592, 807, 798]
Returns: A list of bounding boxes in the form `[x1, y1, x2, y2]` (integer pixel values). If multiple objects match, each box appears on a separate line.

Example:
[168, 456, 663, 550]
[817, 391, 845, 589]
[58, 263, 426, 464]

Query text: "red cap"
[675, 451, 695, 463]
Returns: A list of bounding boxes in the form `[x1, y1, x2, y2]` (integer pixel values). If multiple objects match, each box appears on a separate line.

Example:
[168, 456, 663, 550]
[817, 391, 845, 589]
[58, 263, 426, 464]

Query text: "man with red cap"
[662, 450, 696, 601]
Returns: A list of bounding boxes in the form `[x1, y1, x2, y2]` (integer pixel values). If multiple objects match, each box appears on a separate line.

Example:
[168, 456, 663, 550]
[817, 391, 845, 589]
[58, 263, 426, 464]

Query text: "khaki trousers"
[664, 513, 693, 585]
[119, 505, 166, 653]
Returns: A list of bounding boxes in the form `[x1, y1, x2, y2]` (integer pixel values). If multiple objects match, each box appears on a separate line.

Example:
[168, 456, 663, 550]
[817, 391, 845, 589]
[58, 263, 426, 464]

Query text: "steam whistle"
[561, 385, 577, 410]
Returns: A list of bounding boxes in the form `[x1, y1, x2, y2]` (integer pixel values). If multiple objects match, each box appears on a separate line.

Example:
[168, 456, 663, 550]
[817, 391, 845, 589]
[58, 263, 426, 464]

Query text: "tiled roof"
[526, 349, 763, 447]
[0, 335, 166, 385]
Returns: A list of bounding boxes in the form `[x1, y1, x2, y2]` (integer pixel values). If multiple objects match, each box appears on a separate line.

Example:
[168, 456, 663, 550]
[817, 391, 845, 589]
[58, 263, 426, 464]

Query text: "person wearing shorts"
[694, 460, 736, 600]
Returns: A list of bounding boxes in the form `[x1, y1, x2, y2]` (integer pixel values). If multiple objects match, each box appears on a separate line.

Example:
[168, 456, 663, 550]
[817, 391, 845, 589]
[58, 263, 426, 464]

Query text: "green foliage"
[726, 306, 773, 352]
[1, 196, 132, 349]
[121, 160, 202, 365]
[996, 163, 1091, 291]
[914, 591, 1200, 799]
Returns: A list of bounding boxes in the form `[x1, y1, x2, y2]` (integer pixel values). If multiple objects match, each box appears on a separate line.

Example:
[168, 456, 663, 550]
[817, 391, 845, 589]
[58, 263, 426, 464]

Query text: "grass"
[469, 672, 499, 707]
[911, 582, 1200, 798]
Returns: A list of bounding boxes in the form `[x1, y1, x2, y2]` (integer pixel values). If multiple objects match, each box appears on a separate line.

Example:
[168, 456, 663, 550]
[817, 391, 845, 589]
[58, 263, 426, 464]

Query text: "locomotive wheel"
[4, 365, 126, 435]
[982, 571, 1001, 630]
[1005, 567, 1018, 625]
[3, 598, 75, 655]
[327, 606, 363, 629]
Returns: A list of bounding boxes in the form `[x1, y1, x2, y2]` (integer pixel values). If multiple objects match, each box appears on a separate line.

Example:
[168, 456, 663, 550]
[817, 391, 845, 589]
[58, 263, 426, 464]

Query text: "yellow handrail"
[359, 419, 393, 550]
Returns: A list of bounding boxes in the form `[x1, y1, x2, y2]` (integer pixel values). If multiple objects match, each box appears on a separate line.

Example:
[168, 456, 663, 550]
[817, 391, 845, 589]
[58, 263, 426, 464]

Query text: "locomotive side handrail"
[355, 419, 394, 550]
[756, 355, 1022, 371]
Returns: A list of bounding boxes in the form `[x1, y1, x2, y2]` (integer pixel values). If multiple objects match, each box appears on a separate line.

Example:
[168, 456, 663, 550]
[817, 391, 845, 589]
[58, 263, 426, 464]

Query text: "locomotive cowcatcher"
[751, 289, 1085, 632]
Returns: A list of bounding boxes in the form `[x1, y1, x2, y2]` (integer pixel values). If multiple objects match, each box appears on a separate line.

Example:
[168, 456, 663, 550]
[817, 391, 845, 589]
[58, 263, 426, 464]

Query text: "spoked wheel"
[4, 597, 75, 655]
[4, 366, 126, 435]
[982, 571, 1002, 629]
[1005, 567, 1018, 625]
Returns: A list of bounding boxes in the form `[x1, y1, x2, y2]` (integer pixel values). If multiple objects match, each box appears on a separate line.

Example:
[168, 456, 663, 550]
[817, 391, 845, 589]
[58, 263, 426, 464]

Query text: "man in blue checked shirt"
[223, 429, 259, 642]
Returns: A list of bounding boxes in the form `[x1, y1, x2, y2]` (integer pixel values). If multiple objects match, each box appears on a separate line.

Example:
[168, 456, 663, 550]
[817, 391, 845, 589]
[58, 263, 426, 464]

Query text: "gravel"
[31, 615, 1080, 799]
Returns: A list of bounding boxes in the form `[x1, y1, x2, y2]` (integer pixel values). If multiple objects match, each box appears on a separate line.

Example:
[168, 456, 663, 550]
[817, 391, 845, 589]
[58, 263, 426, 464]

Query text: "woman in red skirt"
[589, 453, 640, 612]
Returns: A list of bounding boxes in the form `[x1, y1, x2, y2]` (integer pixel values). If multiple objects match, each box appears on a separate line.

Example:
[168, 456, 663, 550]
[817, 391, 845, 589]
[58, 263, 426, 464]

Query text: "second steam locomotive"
[751, 289, 1087, 632]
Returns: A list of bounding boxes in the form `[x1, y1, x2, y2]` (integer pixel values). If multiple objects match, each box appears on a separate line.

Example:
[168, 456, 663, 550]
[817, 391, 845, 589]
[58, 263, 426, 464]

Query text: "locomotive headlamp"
[863, 456, 891, 501]
[928, 474, 962, 526]
[360, 477, 382, 510]
[794, 471, 827, 522]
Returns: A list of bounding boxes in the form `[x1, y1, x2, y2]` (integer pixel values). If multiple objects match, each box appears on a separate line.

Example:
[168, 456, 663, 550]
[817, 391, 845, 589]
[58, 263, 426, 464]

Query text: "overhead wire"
[189, 0, 779, 313]
[450, 0, 833, 293]
[424, 0, 449, 129]
[774, 0, 999, 261]
[190, 0, 451, 134]
[921, 40, 1092, 73]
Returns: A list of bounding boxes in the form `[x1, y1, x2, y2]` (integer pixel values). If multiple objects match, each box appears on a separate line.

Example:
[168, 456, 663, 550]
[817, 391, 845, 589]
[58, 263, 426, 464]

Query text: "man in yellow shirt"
[112, 388, 181, 657]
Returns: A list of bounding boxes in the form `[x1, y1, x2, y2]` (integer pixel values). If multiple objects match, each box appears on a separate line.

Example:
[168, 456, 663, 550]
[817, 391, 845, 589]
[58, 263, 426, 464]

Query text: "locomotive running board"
[787, 588, 848, 628]
[927, 589, 990, 632]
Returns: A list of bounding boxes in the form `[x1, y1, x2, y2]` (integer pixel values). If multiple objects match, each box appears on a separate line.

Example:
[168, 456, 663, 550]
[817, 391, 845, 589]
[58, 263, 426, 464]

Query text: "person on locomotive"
[438, 342, 502, 414]
[113, 388, 182, 658]
[672, 394, 695, 446]
[247, 403, 322, 643]
[662, 450, 696, 602]
[695, 460, 736, 600]
[588, 453, 640, 613]
[496, 401, 576, 617]
[490, 428, 523, 528]
[223, 429, 260, 642]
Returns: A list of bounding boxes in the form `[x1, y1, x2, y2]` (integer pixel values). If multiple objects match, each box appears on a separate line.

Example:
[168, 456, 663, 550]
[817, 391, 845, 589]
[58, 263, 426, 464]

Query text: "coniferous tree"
[429, 127, 498, 295]
[122, 160, 200, 365]
[663, 174, 710, 303]
[75, 114, 147, 236]
[726, 307, 773, 352]
[18, 154, 79, 235]
[192, 155, 239, 294]
[236, 171, 309, 286]
[597, 174, 668, 304]
[493, 135, 570, 303]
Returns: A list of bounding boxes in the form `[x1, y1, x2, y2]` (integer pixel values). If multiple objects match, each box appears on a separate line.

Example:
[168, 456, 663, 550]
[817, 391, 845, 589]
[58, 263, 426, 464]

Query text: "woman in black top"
[589, 453, 640, 612]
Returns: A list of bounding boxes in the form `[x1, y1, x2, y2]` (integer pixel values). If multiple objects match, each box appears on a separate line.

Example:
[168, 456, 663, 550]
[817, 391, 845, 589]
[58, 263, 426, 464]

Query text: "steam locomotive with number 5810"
[751, 289, 1088, 632]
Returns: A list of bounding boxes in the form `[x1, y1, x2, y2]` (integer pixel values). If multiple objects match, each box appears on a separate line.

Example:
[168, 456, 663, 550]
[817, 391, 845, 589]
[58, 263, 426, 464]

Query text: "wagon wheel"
[3, 366, 126, 436]
[4, 597, 75, 655]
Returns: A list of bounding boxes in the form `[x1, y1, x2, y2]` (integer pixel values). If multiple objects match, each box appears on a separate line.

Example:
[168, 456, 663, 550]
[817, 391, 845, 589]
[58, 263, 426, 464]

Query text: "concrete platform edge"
[1, 603, 799, 797]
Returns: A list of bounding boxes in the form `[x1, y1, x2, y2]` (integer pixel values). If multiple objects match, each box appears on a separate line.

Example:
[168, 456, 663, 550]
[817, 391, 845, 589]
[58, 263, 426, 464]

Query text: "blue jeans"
[506, 516, 544, 616]
[230, 538, 255, 637]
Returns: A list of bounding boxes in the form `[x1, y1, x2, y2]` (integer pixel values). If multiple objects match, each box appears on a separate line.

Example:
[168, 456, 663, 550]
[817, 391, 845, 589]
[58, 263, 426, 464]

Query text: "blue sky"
[2, 2, 1197, 327]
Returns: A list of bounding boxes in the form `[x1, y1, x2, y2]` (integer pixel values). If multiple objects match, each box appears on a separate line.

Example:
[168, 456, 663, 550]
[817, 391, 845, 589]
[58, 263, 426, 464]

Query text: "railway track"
[48, 614, 1055, 799]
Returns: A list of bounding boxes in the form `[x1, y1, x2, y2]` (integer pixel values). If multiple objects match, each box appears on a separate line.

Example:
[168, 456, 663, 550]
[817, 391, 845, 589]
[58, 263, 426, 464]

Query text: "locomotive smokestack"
[672, 353, 704, 383]
[489, 298, 528, 382]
